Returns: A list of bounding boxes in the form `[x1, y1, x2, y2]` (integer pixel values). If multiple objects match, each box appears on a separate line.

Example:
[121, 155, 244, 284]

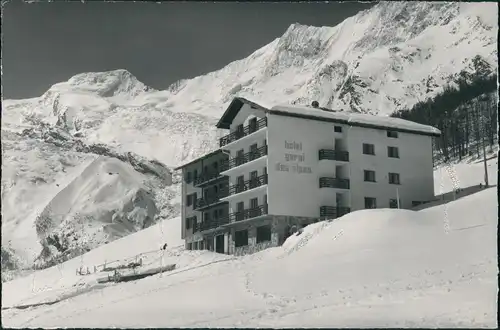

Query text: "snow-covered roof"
[268, 104, 441, 137]
[216, 97, 270, 129]
[173, 149, 224, 171]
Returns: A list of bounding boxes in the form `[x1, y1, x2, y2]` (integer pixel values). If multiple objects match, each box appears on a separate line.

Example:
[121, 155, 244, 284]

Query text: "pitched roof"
[268, 104, 441, 137]
[173, 149, 224, 171]
[215, 97, 440, 136]
[216, 97, 270, 129]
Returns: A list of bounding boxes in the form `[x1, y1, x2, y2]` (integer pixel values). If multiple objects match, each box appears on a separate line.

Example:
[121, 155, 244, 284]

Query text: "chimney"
[311, 101, 319, 108]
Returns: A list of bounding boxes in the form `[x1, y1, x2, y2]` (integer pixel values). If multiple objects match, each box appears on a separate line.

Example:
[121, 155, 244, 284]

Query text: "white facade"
[178, 97, 440, 255]
[267, 113, 435, 216]
[218, 99, 439, 220]
[219, 103, 269, 217]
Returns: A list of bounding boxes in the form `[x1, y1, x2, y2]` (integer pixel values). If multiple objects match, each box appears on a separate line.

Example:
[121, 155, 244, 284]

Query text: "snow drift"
[1, 172, 497, 327]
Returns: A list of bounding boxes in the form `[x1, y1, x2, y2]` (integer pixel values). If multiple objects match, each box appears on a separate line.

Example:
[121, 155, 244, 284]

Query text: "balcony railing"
[319, 177, 350, 189]
[193, 170, 223, 187]
[220, 204, 268, 224]
[220, 145, 268, 172]
[219, 117, 268, 147]
[226, 174, 268, 197]
[319, 149, 349, 162]
[194, 192, 228, 210]
[193, 216, 230, 233]
[320, 206, 351, 218]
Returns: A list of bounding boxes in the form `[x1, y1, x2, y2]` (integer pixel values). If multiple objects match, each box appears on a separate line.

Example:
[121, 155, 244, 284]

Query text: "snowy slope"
[2, 2, 497, 276]
[1, 161, 497, 328]
[2, 98, 177, 275]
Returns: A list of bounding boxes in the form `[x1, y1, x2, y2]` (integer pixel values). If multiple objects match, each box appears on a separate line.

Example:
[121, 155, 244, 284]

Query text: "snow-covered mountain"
[1, 2, 497, 276]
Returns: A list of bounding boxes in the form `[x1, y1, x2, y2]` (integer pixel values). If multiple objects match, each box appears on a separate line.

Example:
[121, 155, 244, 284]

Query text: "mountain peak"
[49, 69, 156, 99]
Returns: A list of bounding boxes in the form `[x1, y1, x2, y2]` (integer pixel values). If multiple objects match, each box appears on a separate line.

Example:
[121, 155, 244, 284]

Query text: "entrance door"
[206, 237, 213, 251]
[215, 234, 225, 253]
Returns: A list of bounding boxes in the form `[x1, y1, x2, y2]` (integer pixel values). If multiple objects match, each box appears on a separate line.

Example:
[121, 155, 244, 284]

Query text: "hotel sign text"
[275, 140, 312, 174]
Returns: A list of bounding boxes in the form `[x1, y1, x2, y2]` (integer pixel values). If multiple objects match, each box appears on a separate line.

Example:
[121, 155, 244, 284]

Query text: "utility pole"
[479, 98, 489, 188]
[396, 188, 400, 209]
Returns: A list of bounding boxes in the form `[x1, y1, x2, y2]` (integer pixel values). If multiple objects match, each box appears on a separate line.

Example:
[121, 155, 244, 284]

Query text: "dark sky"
[2, 1, 375, 99]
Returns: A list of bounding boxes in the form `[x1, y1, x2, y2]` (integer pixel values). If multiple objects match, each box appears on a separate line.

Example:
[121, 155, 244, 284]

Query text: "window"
[388, 146, 400, 158]
[234, 229, 249, 248]
[203, 165, 208, 174]
[186, 171, 192, 183]
[264, 194, 267, 205]
[187, 243, 192, 250]
[249, 143, 258, 161]
[235, 124, 244, 139]
[199, 241, 205, 250]
[236, 175, 245, 193]
[334, 125, 342, 133]
[249, 170, 258, 188]
[256, 225, 272, 243]
[193, 241, 199, 250]
[364, 170, 376, 182]
[193, 169, 198, 181]
[363, 143, 375, 155]
[187, 193, 196, 207]
[236, 149, 245, 165]
[236, 202, 244, 221]
[387, 130, 398, 138]
[213, 209, 218, 220]
[250, 197, 259, 217]
[219, 182, 227, 195]
[389, 199, 400, 209]
[250, 197, 258, 209]
[204, 212, 211, 222]
[249, 117, 257, 133]
[186, 216, 195, 230]
[365, 197, 377, 209]
[389, 172, 400, 185]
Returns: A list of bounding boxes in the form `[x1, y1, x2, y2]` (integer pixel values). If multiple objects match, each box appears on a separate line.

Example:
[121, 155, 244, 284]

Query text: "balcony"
[320, 206, 351, 219]
[225, 174, 268, 197]
[219, 117, 267, 147]
[319, 177, 350, 189]
[193, 170, 224, 187]
[220, 145, 268, 172]
[193, 216, 230, 233]
[194, 193, 228, 211]
[223, 204, 268, 224]
[318, 149, 349, 162]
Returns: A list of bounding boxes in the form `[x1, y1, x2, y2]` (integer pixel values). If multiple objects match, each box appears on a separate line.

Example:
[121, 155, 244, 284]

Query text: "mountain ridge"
[1, 1, 497, 278]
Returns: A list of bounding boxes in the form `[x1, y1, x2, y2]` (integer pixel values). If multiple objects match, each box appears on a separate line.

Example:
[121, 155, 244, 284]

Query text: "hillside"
[2, 1, 498, 276]
[1, 160, 498, 327]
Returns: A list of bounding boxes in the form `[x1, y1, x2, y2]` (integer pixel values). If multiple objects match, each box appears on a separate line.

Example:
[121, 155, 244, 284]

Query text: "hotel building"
[175, 97, 441, 255]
